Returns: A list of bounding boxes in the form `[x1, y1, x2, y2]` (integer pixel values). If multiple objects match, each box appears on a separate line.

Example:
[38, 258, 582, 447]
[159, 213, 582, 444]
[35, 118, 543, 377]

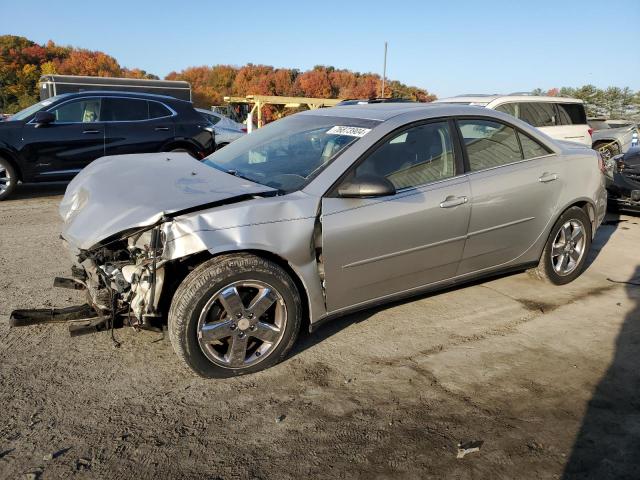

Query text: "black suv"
[0, 91, 215, 200]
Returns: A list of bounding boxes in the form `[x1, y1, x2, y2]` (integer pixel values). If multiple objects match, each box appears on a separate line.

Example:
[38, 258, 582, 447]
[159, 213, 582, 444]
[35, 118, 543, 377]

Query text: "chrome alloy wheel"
[196, 280, 287, 368]
[551, 219, 586, 276]
[0, 163, 10, 195]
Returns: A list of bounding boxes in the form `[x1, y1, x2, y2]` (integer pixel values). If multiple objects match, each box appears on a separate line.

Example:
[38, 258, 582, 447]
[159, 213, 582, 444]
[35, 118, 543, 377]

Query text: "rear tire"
[0, 156, 17, 201]
[531, 206, 592, 285]
[168, 253, 302, 378]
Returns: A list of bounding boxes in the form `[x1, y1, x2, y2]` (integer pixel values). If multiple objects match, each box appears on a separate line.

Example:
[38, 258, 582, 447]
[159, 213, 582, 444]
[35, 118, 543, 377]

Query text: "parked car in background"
[606, 147, 640, 212]
[39, 75, 192, 101]
[196, 108, 246, 147]
[336, 98, 416, 105]
[434, 95, 592, 146]
[0, 91, 214, 200]
[589, 118, 639, 158]
[11, 103, 607, 377]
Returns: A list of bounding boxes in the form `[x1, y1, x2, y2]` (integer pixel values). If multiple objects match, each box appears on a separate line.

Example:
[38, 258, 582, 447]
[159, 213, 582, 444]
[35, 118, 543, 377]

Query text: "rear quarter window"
[149, 101, 172, 119]
[555, 103, 587, 125]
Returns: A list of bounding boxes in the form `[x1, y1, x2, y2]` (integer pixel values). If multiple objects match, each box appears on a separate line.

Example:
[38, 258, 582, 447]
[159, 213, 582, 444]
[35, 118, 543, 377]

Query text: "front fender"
[164, 217, 327, 324]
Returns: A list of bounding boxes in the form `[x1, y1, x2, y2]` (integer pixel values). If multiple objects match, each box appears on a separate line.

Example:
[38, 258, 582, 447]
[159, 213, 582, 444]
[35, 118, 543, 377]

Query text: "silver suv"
[435, 95, 591, 147]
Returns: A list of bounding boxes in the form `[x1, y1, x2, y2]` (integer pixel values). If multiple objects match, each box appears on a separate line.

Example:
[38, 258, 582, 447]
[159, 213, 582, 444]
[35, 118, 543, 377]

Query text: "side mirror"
[338, 174, 396, 198]
[33, 111, 55, 128]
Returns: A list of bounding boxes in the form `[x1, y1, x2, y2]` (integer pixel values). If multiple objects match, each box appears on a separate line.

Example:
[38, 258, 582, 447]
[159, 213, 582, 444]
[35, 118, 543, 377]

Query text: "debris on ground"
[276, 415, 286, 423]
[527, 440, 545, 452]
[457, 440, 483, 459]
[0, 448, 14, 459]
[75, 457, 91, 471]
[43, 447, 70, 461]
[24, 468, 42, 480]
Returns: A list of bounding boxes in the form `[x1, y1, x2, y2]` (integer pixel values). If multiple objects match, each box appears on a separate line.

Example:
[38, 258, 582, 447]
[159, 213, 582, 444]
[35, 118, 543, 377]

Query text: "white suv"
[434, 95, 592, 147]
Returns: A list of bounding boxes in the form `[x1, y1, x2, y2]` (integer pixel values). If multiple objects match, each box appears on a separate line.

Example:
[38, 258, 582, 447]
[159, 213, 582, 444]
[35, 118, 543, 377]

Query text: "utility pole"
[381, 41, 387, 98]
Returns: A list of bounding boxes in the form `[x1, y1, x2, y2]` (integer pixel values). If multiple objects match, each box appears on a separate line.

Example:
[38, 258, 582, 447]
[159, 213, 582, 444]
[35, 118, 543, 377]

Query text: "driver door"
[320, 120, 471, 313]
[20, 97, 105, 180]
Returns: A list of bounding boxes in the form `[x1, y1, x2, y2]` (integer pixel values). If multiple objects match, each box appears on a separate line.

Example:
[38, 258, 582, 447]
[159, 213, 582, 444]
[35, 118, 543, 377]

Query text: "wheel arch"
[161, 139, 201, 156]
[163, 247, 315, 333]
[563, 199, 596, 238]
[527, 198, 596, 272]
[0, 149, 23, 181]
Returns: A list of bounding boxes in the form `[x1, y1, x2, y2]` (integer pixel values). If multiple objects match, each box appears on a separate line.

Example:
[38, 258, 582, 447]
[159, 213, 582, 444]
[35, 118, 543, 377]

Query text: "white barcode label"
[327, 126, 371, 137]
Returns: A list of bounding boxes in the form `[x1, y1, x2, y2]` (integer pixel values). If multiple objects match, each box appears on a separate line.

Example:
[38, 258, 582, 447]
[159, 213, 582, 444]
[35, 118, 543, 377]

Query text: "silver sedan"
[21, 104, 608, 377]
[196, 108, 246, 147]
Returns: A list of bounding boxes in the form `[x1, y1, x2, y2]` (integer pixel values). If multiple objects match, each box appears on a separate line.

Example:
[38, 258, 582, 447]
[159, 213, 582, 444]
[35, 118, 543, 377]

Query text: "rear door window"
[201, 112, 221, 125]
[101, 98, 149, 121]
[518, 103, 556, 127]
[458, 120, 522, 171]
[555, 103, 587, 125]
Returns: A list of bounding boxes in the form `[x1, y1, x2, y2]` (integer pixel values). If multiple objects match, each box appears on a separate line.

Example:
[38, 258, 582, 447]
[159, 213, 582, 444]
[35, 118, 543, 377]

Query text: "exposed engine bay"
[75, 225, 166, 327]
[9, 222, 173, 339]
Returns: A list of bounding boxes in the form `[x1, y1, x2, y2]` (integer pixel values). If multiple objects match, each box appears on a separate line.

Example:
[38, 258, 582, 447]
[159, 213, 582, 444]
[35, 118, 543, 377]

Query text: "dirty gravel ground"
[1, 184, 639, 479]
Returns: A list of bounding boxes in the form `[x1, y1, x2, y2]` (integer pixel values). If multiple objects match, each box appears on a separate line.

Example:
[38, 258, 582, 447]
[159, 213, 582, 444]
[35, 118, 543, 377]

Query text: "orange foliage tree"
[1, 34, 436, 120]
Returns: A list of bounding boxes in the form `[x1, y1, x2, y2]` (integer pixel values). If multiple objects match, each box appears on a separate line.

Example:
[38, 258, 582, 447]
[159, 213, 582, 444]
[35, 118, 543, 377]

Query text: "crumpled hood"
[60, 152, 276, 250]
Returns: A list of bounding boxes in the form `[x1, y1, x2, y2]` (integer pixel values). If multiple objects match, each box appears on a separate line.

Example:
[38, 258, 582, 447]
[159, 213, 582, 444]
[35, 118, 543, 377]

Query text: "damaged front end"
[10, 152, 281, 337]
[11, 223, 168, 337]
[606, 148, 640, 212]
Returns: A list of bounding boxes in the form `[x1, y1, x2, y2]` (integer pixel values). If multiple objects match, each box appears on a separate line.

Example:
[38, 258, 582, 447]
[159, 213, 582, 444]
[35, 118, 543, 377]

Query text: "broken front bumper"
[9, 277, 108, 337]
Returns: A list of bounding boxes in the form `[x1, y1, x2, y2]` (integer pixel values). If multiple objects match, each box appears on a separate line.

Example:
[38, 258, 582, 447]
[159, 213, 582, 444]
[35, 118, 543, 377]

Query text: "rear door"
[102, 97, 175, 156]
[20, 97, 105, 179]
[456, 118, 562, 275]
[321, 120, 471, 312]
[553, 102, 591, 146]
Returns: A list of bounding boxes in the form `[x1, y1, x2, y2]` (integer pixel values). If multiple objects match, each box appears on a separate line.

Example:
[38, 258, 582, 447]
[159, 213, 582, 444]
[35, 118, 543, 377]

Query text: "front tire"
[532, 206, 592, 285]
[0, 156, 17, 201]
[168, 254, 302, 378]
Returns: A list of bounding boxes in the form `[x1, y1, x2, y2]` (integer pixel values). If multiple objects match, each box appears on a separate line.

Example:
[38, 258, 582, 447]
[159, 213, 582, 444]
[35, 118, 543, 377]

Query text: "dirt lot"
[1, 183, 639, 480]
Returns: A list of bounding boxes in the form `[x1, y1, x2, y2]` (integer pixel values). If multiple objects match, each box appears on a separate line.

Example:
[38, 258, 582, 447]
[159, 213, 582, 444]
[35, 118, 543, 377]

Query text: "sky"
[1, 0, 639, 98]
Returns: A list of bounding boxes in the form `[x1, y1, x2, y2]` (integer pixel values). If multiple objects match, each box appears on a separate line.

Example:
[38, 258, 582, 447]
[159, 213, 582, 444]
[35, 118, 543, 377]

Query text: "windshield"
[10, 94, 69, 121]
[203, 114, 379, 193]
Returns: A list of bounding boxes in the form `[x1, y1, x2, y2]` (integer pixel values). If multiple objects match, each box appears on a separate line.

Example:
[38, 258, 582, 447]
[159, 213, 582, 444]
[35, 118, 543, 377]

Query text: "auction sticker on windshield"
[327, 126, 371, 137]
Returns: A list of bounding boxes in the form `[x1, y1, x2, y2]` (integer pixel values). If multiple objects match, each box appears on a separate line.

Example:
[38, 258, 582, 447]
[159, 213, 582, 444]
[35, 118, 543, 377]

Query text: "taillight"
[241, 127, 247, 133]
[588, 128, 593, 137]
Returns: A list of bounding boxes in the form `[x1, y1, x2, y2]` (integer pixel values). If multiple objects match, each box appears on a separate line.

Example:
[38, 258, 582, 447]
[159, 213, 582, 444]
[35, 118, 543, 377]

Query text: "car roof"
[59, 90, 188, 103]
[299, 102, 486, 121]
[434, 94, 583, 105]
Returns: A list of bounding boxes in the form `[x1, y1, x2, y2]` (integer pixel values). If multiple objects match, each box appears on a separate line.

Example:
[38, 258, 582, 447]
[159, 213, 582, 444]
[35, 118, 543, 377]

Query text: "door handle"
[439, 196, 468, 208]
[539, 173, 558, 183]
[82, 129, 100, 134]
[154, 127, 170, 131]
